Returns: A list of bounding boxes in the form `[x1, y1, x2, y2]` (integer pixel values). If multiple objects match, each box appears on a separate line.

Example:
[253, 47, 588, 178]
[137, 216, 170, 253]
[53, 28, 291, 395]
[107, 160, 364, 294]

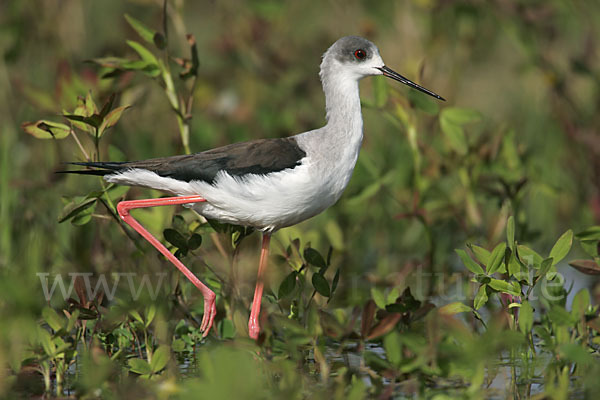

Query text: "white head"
[320, 36, 444, 100]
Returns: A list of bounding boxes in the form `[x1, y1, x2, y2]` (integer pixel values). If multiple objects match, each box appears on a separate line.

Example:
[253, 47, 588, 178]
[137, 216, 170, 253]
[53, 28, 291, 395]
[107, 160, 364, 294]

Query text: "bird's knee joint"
[116, 202, 129, 219]
[206, 291, 216, 302]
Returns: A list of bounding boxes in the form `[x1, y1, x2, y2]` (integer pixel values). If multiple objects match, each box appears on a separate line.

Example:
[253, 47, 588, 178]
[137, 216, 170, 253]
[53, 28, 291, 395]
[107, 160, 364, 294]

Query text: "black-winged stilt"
[64, 36, 444, 339]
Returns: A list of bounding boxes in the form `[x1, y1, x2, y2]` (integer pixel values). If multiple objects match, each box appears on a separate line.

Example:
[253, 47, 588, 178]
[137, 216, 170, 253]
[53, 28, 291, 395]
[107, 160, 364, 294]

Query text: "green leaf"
[330, 268, 340, 297]
[373, 75, 388, 107]
[456, 249, 484, 275]
[63, 113, 103, 130]
[38, 328, 55, 355]
[171, 338, 186, 352]
[441, 107, 481, 125]
[86, 56, 130, 68]
[128, 358, 152, 375]
[187, 234, 202, 250]
[440, 117, 467, 155]
[124, 14, 156, 44]
[386, 287, 400, 304]
[66, 309, 80, 332]
[42, 307, 65, 331]
[548, 305, 576, 327]
[571, 289, 590, 320]
[439, 107, 480, 155]
[84, 92, 98, 115]
[97, 57, 160, 76]
[98, 106, 131, 136]
[487, 242, 507, 275]
[278, 271, 296, 299]
[163, 229, 188, 249]
[144, 305, 156, 328]
[383, 330, 402, 366]
[579, 240, 599, 258]
[149, 345, 170, 373]
[408, 89, 439, 115]
[174, 248, 188, 259]
[559, 343, 595, 366]
[346, 180, 381, 206]
[549, 229, 573, 265]
[363, 351, 393, 372]
[519, 301, 533, 334]
[371, 287, 386, 309]
[517, 244, 543, 267]
[127, 40, 158, 66]
[507, 254, 522, 278]
[218, 319, 235, 339]
[71, 204, 95, 226]
[474, 285, 488, 310]
[312, 273, 330, 297]
[304, 247, 327, 269]
[325, 220, 344, 250]
[347, 377, 366, 400]
[68, 102, 94, 133]
[58, 197, 97, 223]
[488, 279, 520, 296]
[575, 226, 600, 241]
[468, 244, 491, 266]
[506, 216, 515, 249]
[22, 120, 71, 139]
[538, 257, 554, 279]
[129, 310, 144, 325]
[439, 302, 473, 315]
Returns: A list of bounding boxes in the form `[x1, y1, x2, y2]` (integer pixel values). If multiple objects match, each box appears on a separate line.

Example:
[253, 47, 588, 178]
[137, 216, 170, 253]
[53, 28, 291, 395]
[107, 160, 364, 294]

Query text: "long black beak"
[377, 66, 445, 101]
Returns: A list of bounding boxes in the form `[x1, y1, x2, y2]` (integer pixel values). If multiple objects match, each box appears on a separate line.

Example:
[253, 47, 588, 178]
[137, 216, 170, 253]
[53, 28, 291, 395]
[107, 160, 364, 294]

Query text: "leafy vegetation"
[2, 0, 600, 398]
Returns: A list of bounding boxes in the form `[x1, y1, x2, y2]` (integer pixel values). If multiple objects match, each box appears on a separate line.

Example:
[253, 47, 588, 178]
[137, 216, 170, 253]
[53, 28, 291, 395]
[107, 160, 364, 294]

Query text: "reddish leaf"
[99, 93, 116, 118]
[412, 302, 436, 322]
[366, 313, 402, 340]
[319, 310, 344, 338]
[361, 300, 376, 338]
[568, 259, 600, 275]
[74, 275, 88, 306]
[587, 317, 600, 332]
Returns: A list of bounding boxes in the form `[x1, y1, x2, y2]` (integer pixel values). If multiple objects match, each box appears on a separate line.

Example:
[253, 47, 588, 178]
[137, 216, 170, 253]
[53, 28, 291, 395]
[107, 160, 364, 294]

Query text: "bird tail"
[57, 161, 128, 176]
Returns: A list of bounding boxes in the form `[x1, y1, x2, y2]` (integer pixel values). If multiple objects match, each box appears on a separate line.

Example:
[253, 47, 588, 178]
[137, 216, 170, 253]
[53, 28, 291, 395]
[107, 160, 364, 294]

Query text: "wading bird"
[65, 36, 444, 339]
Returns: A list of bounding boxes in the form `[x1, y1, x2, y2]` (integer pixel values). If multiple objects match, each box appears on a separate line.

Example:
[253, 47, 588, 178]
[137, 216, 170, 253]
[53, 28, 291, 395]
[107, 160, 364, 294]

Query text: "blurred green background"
[1, 0, 599, 398]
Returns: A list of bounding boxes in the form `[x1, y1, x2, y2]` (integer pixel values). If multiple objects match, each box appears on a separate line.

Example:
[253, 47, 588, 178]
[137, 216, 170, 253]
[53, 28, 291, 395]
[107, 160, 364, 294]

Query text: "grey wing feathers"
[62, 137, 307, 184]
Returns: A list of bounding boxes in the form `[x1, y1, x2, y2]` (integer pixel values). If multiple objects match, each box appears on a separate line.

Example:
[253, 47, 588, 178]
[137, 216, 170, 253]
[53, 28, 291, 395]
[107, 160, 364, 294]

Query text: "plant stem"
[70, 128, 90, 161]
[160, 60, 191, 154]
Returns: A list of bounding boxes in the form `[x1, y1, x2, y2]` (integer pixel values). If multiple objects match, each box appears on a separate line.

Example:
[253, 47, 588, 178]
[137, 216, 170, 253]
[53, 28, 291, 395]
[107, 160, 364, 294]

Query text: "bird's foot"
[200, 291, 217, 337]
[248, 317, 260, 340]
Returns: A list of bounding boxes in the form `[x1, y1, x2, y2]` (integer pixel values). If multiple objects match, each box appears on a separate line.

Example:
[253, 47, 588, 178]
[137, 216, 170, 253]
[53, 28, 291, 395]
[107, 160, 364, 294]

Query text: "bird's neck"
[322, 72, 363, 135]
[311, 69, 364, 181]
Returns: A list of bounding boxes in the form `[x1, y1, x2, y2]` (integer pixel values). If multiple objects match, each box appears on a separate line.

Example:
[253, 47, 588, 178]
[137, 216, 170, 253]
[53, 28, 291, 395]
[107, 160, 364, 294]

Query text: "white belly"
[189, 159, 352, 231]
[105, 159, 354, 232]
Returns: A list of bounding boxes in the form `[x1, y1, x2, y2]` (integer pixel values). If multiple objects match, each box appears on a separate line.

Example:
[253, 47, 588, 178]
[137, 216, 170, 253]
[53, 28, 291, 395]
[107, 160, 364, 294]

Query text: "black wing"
[61, 137, 307, 184]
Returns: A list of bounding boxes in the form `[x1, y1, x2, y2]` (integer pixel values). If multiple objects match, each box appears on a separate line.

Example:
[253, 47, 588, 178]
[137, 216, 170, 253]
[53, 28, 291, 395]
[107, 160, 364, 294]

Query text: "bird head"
[321, 36, 444, 101]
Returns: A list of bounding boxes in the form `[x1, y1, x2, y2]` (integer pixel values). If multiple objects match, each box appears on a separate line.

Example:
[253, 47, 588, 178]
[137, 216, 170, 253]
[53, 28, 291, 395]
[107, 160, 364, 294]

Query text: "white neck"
[321, 67, 363, 130]
[289, 61, 367, 214]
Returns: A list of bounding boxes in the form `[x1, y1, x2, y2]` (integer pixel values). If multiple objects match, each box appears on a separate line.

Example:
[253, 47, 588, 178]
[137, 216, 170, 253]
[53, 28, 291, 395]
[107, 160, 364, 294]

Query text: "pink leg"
[117, 196, 216, 337]
[248, 233, 271, 339]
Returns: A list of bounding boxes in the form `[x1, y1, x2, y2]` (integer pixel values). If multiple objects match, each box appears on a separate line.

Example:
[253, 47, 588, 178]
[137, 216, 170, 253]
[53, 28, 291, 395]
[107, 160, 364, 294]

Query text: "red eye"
[354, 49, 367, 60]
